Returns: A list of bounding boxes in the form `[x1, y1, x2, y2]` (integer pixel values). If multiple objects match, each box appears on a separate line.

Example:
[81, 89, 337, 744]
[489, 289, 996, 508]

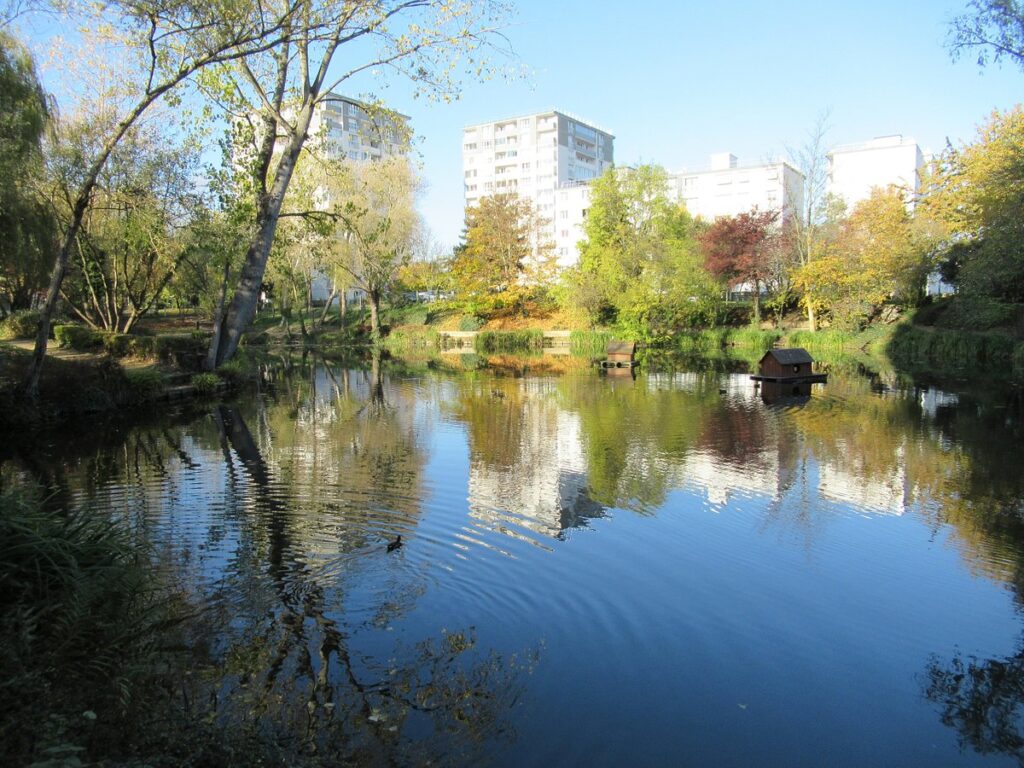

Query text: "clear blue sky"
[348, 0, 1020, 249]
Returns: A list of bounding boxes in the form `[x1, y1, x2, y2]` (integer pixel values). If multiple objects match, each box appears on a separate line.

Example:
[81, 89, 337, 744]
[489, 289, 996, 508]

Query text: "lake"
[4, 352, 1024, 766]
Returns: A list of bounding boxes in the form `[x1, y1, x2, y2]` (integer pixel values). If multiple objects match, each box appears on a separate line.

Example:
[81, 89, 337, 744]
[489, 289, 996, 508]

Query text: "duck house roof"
[761, 348, 814, 365]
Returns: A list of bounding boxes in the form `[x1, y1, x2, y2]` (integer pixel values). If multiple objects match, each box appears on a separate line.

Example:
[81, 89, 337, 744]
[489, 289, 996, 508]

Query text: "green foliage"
[729, 328, 783, 351]
[922, 108, 1024, 303]
[451, 194, 554, 315]
[795, 188, 932, 330]
[915, 296, 1020, 332]
[215, 357, 253, 385]
[786, 329, 854, 353]
[190, 372, 221, 395]
[458, 315, 484, 332]
[383, 326, 440, 353]
[888, 324, 1019, 376]
[0, 32, 54, 313]
[53, 324, 103, 350]
[570, 165, 722, 341]
[0, 308, 39, 340]
[154, 334, 206, 367]
[474, 330, 544, 353]
[0, 487, 166, 765]
[124, 367, 166, 399]
[569, 329, 614, 357]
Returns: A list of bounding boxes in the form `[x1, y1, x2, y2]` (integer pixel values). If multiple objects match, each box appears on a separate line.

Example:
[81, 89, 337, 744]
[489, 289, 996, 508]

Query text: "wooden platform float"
[600, 340, 638, 369]
[750, 347, 827, 384]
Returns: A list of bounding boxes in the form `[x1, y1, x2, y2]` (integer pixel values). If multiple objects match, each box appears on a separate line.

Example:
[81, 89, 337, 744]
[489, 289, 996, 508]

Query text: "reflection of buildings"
[679, 449, 787, 506]
[466, 380, 604, 542]
[818, 459, 908, 516]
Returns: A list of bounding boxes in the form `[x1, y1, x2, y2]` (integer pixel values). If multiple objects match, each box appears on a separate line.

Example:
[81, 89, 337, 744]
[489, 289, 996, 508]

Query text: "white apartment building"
[826, 135, 924, 209]
[308, 93, 410, 162]
[827, 135, 952, 295]
[462, 110, 614, 268]
[306, 94, 411, 306]
[669, 153, 805, 223]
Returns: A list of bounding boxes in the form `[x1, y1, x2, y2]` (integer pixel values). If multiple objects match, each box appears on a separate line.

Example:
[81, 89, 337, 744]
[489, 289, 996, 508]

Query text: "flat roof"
[463, 109, 614, 138]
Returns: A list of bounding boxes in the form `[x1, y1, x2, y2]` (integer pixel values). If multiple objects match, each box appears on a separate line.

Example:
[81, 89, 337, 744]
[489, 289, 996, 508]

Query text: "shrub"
[124, 368, 166, 400]
[190, 372, 221, 395]
[155, 334, 206, 368]
[53, 324, 102, 350]
[934, 297, 1018, 332]
[102, 332, 132, 357]
[215, 357, 254, 385]
[458, 315, 484, 332]
[0, 309, 40, 340]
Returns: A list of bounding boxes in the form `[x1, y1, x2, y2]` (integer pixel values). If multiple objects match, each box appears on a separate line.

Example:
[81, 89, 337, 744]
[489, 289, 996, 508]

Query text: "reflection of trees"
[202, 400, 530, 764]
[925, 647, 1024, 763]
[560, 373, 713, 512]
[2, 356, 535, 763]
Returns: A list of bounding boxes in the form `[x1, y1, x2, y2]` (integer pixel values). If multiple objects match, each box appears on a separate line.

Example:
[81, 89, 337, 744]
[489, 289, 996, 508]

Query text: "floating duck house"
[601, 340, 637, 369]
[751, 348, 827, 384]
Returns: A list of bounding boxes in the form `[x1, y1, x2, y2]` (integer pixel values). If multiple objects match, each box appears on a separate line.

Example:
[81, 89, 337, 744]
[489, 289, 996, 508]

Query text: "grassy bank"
[886, 324, 1024, 379]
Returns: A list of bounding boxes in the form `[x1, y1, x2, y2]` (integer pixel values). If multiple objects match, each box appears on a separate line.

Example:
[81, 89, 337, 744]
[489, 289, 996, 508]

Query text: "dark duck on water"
[386, 535, 403, 552]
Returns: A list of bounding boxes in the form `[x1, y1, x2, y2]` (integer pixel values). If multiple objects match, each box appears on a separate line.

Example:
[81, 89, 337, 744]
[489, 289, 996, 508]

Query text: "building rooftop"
[463, 108, 614, 137]
[829, 135, 918, 155]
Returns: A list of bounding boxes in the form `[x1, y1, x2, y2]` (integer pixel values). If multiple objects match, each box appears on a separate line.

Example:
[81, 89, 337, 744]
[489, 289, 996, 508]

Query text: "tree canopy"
[570, 165, 719, 340]
[921, 106, 1024, 302]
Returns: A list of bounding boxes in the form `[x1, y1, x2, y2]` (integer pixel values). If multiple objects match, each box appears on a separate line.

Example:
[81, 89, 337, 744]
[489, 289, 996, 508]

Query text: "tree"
[794, 188, 929, 330]
[22, 0, 309, 397]
[699, 208, 780, 324]
[949, 0, 1024, 70]
[202, 1, 511, 368]
[0, 31, 54, 315]
[52, 116, 202, 332]
[919, 107, 1024, 301]
[786, 110, 833, 331]
[451, 193, 552, 315]
[571, 165, 718, 340]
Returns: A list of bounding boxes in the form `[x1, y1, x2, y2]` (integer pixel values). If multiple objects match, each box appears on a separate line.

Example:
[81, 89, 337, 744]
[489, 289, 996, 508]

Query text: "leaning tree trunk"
[368, 288, 381, 340]
[207, 123, 309, 368]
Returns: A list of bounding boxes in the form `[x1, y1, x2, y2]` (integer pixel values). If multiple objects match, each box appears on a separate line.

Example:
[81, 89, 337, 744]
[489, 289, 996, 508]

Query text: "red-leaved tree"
[699, 208, 780, 323]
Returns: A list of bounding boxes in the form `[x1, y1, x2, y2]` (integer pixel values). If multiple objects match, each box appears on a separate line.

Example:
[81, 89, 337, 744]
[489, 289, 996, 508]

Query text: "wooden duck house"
[751, 348, 827, 384]
[601, 340, 637, 369]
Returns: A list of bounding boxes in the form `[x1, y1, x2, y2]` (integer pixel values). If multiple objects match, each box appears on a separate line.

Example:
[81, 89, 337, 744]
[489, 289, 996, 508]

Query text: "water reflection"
[4, 353, 1024, 764]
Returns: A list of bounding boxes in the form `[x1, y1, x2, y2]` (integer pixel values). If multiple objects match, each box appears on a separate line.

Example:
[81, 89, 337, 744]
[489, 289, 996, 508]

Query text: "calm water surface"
[5, 354, 1024, 766]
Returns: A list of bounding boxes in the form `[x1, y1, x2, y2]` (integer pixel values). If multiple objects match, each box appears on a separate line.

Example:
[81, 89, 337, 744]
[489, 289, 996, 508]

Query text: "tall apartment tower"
[462, 110, 614, 268]
[307, 93, 411, 161]
[669, 153, 805, 223]
[827, 135, 924, 209]
[305, 94, 411, 306]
